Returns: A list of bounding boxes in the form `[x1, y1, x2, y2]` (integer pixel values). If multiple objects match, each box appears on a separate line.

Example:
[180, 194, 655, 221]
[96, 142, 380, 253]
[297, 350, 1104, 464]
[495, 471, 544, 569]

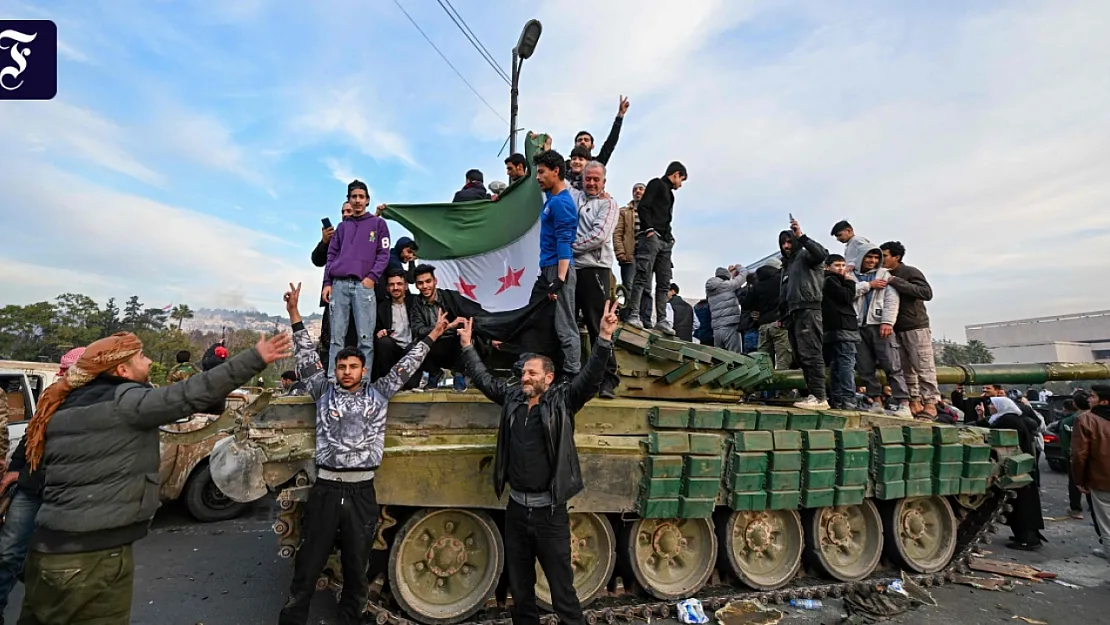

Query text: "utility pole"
[508, 19, 542, 156]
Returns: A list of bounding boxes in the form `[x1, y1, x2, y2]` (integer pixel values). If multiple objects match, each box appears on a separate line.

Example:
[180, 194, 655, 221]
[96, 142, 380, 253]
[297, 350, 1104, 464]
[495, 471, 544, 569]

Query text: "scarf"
[988, 396, 1022, 426]
[27, 332, 143, 470]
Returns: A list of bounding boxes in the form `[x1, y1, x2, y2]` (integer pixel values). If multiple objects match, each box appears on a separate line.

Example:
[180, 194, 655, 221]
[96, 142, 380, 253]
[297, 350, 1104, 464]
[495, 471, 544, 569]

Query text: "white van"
[0, 360, 59, 461]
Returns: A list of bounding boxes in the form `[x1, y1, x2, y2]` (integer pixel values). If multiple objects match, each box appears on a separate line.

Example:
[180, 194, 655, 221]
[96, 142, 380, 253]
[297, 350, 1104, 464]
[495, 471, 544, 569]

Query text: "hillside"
[186, 308, 323, 337]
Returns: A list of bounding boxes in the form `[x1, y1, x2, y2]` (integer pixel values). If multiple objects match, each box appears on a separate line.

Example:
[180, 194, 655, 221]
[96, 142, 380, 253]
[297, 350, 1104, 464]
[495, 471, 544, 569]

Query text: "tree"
[49, 293, 104, 353]
[141, 307, 169, 331]
[100, 297, 121, 337]
[123, 296, 144, 329]
[935, 339, 995, 366]
[170, 304, 195, 330]
[964, 340, 995, 365]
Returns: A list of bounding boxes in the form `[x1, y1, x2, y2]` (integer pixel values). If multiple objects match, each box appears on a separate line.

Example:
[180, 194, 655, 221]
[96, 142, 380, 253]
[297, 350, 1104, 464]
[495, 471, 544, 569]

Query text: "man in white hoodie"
[572, 160, 621, 397]
[831, 220, 873, 273]
[851, 246, 912, 417]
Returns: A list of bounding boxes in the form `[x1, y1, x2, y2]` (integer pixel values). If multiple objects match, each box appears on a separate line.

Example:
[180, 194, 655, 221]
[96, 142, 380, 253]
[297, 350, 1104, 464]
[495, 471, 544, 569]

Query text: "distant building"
[965, 310, 1110, 363]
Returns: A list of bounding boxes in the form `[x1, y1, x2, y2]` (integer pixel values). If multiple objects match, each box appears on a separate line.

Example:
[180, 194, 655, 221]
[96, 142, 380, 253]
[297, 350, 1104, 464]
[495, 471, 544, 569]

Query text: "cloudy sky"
[2, 0, 1108, 340]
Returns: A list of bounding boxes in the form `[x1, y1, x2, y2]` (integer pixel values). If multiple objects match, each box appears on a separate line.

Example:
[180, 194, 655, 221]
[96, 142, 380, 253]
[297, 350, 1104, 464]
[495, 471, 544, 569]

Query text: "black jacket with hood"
[375, 236, 419, 301]
[822, 271, 861, 343]
[742, 265, 783, 326]
[462, 337, 613, 506]
[778, 230, 829, 315]
[452, 181, 491, 202]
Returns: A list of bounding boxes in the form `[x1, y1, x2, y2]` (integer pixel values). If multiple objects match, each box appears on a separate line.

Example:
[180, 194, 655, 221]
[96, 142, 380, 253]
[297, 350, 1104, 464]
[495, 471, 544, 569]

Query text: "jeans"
[825, 341, 858, 408]
[0, 489, 41, 614]
[329, 278, 376, 377]
[628, 234, 672, 326]
[504, 501, 582, 625]
[539, 265, 580, 375]
[787, 309, 826, 400]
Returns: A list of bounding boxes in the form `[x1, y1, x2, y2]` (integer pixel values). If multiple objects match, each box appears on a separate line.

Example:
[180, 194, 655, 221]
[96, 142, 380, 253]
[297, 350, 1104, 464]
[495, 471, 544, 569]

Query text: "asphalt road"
[3, 459, 1107, 625]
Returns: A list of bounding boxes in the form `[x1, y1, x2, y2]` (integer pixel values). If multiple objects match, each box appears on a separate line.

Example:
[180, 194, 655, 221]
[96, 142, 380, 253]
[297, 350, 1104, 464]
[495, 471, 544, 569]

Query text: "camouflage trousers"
[18, 545, 134, 625]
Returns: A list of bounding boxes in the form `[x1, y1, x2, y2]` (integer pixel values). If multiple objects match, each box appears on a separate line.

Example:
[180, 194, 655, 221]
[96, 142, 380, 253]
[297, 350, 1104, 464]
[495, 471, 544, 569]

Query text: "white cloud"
[292, 85, 418, 169]
[56, 39, 91, 64]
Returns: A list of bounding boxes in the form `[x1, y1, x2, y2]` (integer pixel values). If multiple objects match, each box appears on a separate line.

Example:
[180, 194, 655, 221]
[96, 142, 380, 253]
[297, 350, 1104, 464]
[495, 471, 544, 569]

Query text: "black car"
[1039, 400, 1072, 473]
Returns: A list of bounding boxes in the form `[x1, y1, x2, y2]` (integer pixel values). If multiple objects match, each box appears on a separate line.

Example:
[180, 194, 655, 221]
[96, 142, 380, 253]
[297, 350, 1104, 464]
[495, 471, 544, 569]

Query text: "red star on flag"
[456, 276, 478, 300]
[495, 265, 526, 295]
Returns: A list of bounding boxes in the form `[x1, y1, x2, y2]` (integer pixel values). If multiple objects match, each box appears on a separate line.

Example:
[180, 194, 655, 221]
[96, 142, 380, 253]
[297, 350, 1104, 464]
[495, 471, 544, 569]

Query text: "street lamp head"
[515, 19, 542, 60]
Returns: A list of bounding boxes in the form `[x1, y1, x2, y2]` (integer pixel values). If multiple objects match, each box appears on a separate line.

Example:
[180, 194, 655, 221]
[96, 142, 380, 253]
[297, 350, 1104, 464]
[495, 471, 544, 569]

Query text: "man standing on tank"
[455, 301, 619, 625]
[533, 149, 581, 377]
[625, 161, 688, 335]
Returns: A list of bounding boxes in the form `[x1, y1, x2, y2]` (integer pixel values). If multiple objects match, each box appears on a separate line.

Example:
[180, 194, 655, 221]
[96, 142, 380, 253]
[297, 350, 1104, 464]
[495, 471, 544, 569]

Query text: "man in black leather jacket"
[456, 301, 617, 625]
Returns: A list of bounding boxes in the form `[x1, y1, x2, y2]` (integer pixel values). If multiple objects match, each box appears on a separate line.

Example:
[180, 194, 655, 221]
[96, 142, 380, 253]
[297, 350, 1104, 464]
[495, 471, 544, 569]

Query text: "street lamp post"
[509, 19, 542, 156]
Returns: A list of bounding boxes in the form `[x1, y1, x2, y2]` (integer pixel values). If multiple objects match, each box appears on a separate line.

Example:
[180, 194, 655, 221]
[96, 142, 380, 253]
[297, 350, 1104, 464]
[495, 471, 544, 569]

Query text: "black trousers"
[279, 479, 379, 625]
[575, 267, 619, 392]
[787, 308, 826, 400]
[504, 500, 582, 625]
[372, 336, 421, 389]
[1068, 470, 1083, 512]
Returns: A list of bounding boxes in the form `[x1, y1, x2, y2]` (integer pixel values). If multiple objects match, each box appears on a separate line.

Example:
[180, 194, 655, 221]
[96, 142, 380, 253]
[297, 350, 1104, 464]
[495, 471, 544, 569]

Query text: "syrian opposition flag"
[380, 135, 546, 312]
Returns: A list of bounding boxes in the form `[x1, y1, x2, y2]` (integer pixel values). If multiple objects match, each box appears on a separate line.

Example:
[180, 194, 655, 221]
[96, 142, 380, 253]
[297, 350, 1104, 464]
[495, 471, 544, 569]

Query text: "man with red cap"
[0, 346, 85, 619]
[16, 331, 291, 624]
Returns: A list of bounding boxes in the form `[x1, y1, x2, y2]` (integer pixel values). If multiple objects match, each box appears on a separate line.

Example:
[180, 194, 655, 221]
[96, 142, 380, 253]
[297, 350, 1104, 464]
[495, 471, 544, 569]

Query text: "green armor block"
[834, 485, 866, 506]
[932, 477, 960, 496]
[767, 490, 801, 510]
[690, 408, 725, 430]
[960, 477, 989, 495]
[997, 473, 1035, 490]
[773, 430, 803, 450]
[803, 450, 837, 471]
[963, 461, 993, 478]
[963, 444, 992, 463]
[649, 407, 692, 429]
[730, 472, 766, 492]
[933, 426, 960, 445]
[872, 426, 905, 445]
[933, 462, 963, 479]
[835, 429, 870, 449]
[685, 455, 724, 478]
[787, 412, 820, 431]
[730, 491, 768, 511]
[801, 488, 835, 508]
[723, 409, 759, 431]
[903, 463, 932, 480]
[682, 477, 721, 499]
[802, 430, 837, 450]
[756, 411, 788, 431]
[902, 426, 933, 445]
[905, 478, 932, 497]
[689, 433, 724, 456]
[803, 469, 836, 489]
[839, 448, 871, 469]
[649, 432, 690, 454]
[767, 471, 801, 491]
[640, 478, 681, 499]
[732, 452, 770, 474]
[735, 431, 774, 452]
[935, 444, 963, 463]
[905, 445, 935, 464]
[872, 463, 904, 482]
[644, 455, 685, 478]
[988, 429, 1019, 447]
[818, 413, 849, 429]
[874, 480, 906, 500]
[875, 444, 906, 464]
[837, 467, 869, 486]
[1003, 453, 1036, 476]
[638, 498, 679, 519]
[678, 496, 716, 518]
[769, 451, 802, 472]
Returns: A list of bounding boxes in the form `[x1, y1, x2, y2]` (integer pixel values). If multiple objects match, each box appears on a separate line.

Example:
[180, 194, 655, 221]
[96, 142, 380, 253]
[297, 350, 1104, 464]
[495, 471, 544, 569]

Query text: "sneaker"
[869, 402, 886, 414]
[1093, 547, 1107, 559]
[626, 315, 644, 330]
[654, 321, 677, 336]
[888, 403, 913, 418]
[793, 395, 830, 410]
[599, 387, 616, 400]
[452, 374, 467, 393]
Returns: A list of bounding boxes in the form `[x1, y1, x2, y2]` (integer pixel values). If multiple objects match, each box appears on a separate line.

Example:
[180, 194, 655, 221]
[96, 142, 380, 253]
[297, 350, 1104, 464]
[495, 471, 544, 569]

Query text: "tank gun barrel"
[763, 362, 1110, 390]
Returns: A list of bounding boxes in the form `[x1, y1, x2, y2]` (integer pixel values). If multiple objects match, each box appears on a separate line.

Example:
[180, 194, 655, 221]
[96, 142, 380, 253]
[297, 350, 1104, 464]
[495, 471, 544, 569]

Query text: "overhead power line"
[391, 0, 508, 124]
[434, 0, 511, 85]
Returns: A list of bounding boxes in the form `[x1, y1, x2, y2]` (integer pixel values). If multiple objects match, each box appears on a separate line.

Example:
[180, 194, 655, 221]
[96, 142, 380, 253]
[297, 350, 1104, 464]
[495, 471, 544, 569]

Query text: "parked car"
[1038, 400, 1071, 473]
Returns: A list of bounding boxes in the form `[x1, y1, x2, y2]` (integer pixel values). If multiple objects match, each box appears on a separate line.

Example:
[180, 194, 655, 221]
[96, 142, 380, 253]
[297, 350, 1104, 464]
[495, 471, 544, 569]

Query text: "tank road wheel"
[882, 497, 958, 573]
[388, 508, 504, 625]
[536, 512, 617, 610]
[624, 518, 717, 600]
[720, 510, 804, 590]
[804, 501, 883, 582]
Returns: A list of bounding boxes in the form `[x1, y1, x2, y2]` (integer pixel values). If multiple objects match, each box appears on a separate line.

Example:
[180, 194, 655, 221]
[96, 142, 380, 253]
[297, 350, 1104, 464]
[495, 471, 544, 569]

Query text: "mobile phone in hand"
[322, 217, 333, 229]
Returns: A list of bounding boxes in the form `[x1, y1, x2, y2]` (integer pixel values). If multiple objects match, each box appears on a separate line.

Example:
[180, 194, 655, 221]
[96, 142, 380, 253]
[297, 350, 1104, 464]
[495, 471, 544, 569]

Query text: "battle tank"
[164, 326, 1109, 625]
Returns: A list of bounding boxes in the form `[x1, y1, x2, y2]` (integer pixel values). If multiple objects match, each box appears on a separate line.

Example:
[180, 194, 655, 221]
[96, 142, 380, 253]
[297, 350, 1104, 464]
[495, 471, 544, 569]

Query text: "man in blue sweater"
[533, 149, 581, 376]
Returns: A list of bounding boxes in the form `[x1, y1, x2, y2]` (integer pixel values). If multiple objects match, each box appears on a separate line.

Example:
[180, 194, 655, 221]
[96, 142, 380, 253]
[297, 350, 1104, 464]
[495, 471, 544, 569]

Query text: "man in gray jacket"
[851, 246, 912, 417]
[705, 265, 749, 352]
[571, 161, 621, 397]
[19, 330, 291, 624]
[778, 217, 830, 409]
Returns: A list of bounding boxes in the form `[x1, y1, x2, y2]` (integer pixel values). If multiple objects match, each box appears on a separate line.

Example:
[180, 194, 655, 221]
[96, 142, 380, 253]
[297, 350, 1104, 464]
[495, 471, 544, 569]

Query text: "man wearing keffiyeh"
[17, 330, 291, 625]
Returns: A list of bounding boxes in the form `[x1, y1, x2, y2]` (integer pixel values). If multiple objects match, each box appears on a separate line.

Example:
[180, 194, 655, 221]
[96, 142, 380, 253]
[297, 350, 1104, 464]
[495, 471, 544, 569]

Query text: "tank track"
[278, 489, 1012, 625]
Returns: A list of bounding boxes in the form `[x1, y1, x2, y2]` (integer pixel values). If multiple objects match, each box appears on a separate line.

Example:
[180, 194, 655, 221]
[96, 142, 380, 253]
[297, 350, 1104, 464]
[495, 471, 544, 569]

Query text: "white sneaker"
[626, 315, 644, 330]
[889, 403, 913, 418]
[1094, 547, 1107, 559]
[655, 321, 677, 336]
[793, 395, 830, 410]
[869, 403, 886, 414]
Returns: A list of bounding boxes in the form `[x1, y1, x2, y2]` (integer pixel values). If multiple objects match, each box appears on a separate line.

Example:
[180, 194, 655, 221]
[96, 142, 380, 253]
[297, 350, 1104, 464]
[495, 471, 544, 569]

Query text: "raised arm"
[457, 318, 509, 405]
[284, 282, 329, 398]
[596, 96, 628, 165]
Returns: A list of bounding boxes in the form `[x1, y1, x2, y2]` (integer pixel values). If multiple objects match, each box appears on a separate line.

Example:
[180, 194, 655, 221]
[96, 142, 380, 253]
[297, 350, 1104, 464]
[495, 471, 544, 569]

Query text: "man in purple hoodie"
[322, 180, 392, 377]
